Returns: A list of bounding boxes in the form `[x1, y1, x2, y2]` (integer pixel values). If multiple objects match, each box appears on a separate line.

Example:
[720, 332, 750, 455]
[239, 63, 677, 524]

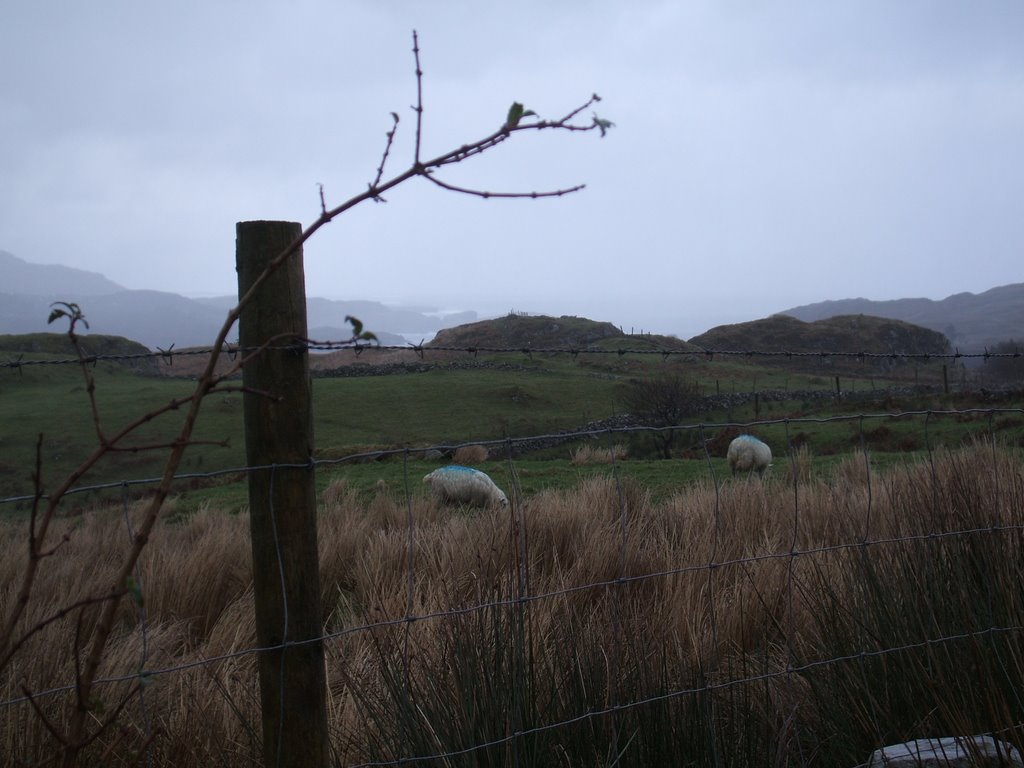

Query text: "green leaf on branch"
[47, 301, 89, 329]
[345, 315, 379, 345]
[345, 315, 364, 337]
[505, 102, 537, 129]
[592, 114, 615, 138]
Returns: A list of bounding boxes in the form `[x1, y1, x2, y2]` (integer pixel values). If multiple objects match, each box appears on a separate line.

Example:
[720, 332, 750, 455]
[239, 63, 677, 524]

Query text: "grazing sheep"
[727, 434, 773, 476]
[423, 465, 509, 508]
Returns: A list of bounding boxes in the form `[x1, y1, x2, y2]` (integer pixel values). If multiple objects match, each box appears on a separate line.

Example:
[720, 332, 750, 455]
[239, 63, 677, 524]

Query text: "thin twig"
[413, 30, 424, 165]
[423, 174, 586, 199]
[370, 112, 401, 198]
[2, 592, 125, 682]
[21, 684, 70, 746]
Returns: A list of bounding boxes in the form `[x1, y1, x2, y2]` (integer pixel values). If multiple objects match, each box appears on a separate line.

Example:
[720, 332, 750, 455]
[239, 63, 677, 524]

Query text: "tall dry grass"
[570, 443, 628, 465]
[2, 442, 1024, 766]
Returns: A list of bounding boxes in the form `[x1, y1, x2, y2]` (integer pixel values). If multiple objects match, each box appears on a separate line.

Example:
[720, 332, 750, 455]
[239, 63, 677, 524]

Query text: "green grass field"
[0, 345, 1019, 512]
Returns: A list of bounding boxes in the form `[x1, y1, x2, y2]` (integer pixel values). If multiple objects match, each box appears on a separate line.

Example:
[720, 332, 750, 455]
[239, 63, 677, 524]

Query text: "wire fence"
[3, 348, 1024, 765]
[3, 338, 1024, 370]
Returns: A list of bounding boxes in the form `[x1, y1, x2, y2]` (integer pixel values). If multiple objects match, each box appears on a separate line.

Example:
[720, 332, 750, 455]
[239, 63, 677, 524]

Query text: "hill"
[688, 314, 951, 373]
[429, 313, 696, 352]
[0, 333, 159, 374]
[779, 284, 1024, 352]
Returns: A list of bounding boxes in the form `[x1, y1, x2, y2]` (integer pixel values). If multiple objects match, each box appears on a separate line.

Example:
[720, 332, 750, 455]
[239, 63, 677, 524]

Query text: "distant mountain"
[0, 251, 477, 349]
[778, 284, 1024, 352]
[0, 250, 125, 296]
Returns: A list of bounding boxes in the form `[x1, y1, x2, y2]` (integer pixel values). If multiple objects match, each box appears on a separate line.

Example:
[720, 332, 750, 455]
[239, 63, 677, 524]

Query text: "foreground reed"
[3, 441, 1023, 766]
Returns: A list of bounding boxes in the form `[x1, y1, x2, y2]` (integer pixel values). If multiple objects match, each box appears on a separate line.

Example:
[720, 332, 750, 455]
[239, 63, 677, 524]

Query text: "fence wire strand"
[3, 339, 1024, 371]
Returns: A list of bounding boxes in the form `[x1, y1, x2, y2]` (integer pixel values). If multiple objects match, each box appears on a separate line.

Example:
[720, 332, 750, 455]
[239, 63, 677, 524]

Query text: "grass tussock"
[570, 442, 628, 465]
[452, 443, 489, 465]
[3, 441, 1024, 766]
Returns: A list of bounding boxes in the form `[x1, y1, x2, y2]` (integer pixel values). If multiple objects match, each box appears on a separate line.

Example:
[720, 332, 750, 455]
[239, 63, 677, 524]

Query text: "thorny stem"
[413, 30, 424, 165]
[370, 112, 401, 197]
[64, 319, 110, 449]
[0, 29, 608, 766]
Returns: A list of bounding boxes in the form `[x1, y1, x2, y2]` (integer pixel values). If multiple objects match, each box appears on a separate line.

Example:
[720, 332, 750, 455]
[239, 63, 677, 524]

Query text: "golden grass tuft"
[452, 444, 489, 465]
[570, 443, 627, 465]
[783, 442, 814, 485]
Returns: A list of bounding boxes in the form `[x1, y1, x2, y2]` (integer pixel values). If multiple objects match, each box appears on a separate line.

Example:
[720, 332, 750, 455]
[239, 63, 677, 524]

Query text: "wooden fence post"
[236, 220, 329, 767]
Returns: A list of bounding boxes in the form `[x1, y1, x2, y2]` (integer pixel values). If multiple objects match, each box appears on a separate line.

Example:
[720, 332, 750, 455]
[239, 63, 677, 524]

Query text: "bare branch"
[21, 684, 70, 746]
[55, 311, 109, 448]
[423, 173, 586, 200]
[104, 437, 230, 454]
[370, 112, 401, 198]
[2, 591, 125, 673]
[412, 29, 424, 164]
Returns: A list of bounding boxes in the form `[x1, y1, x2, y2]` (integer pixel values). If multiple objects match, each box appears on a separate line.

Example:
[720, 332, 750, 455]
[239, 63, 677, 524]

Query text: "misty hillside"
[0, 250, 125, 296]
[779, 284, 1024, 352]
[0, 251, 476, 350]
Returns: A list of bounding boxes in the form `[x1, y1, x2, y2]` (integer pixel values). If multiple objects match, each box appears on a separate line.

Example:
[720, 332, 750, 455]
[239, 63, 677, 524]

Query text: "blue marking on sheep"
[423, 465, 508, 508]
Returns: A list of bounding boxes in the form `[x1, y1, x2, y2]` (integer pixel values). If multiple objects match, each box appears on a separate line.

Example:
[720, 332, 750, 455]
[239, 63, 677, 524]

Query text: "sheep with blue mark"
[423, 465, 509, 509]
[727, 434, 773, 477]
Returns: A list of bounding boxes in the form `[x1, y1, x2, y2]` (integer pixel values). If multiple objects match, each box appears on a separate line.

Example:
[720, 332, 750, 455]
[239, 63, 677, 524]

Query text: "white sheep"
[423, 465, 509, 508]
[727, 434, 773, 476]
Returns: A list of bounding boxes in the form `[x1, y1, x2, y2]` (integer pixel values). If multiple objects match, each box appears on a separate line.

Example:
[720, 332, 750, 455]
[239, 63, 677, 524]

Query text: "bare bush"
[619, 374, 703, 458]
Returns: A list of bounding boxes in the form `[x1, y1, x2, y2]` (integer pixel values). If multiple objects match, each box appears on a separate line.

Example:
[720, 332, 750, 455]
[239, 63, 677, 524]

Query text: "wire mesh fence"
[3, 400, 1024, 766]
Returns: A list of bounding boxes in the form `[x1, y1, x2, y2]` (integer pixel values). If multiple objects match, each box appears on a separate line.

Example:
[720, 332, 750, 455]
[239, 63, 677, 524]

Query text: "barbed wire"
[2, 337, 1023, 371]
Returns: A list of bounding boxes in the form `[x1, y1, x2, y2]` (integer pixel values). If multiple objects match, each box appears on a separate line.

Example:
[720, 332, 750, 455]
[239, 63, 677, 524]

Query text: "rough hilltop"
[689, 314, 951, 372]
[779, 284, 1024, 352]
[429, 314, 622, 349]
[429, 313, 697, 351]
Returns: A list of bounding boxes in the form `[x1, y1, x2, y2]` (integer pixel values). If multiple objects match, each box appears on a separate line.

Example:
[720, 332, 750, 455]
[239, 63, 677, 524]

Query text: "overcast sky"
[2, 2, 1022, 339]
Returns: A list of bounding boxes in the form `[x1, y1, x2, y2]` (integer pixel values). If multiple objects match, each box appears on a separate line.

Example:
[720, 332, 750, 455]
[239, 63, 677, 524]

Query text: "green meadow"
[0, 338, 1018, 512]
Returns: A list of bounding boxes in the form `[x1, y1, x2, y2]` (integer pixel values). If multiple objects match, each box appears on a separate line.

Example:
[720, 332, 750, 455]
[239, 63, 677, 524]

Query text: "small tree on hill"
[619, 374, 703, 459]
